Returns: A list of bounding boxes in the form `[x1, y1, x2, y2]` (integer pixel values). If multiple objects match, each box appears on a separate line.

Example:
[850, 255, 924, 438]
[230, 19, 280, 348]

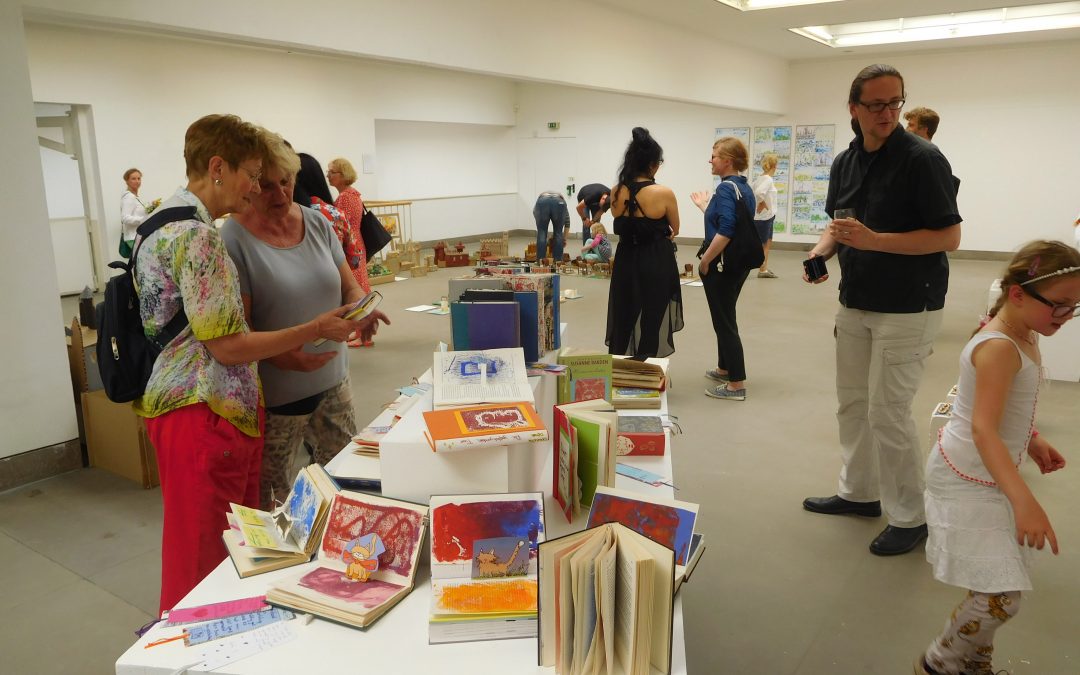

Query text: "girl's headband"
[1020, 265, 1080, 287]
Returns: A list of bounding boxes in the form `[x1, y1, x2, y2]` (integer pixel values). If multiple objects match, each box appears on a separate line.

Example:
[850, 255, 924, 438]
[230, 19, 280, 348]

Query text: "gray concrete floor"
[5, 240, 1078, 673]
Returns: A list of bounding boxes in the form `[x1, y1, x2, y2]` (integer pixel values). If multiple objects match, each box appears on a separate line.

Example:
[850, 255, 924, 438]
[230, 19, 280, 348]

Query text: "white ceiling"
[589, 0, 1080, 60]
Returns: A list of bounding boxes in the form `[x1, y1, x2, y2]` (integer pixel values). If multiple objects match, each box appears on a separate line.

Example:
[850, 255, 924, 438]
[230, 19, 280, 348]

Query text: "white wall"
[514, 83, 782, 240]
[23, 0, 788, 113]
[25, 23, 519, 257]
[787, 42, 1080, 252]
[0, 3, 78, 459]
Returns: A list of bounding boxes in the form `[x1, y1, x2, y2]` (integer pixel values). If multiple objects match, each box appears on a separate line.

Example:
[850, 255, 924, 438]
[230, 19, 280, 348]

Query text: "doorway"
[36, 102, 106, 295]
[517, 136, 577, 230]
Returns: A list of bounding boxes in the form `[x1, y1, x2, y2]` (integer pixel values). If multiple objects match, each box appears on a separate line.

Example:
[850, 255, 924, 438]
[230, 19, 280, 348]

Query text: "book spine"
[434, 429, 550, 452]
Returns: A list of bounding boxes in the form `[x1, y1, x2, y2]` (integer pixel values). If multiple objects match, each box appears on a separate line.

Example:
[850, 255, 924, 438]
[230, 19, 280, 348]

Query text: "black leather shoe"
[802, 495, 881, 517]
[869, 524, 928, 556]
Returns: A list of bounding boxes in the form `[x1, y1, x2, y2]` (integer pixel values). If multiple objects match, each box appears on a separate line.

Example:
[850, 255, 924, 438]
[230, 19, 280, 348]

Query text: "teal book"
[449, 302, 520, 351]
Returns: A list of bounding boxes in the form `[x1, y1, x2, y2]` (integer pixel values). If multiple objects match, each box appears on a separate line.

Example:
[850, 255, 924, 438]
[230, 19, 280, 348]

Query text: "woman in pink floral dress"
[328, 157, 372, 346]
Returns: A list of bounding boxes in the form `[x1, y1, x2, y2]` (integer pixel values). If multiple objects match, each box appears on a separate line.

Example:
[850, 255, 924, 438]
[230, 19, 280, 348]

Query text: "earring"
[214, 178, 223, 186]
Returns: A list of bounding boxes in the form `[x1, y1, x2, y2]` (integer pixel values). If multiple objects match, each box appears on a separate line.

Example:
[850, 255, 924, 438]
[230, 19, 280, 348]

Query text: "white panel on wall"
[39, 146, 84, 219]
[373, 120, 516, 200]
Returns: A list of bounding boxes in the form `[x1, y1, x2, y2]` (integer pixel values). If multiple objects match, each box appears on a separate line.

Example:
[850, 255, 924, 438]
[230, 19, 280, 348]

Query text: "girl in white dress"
[916, 241, 1080, 675]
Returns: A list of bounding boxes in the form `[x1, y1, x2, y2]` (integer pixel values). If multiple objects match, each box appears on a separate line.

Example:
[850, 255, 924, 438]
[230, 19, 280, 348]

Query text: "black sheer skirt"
[605, 224, 684, 358]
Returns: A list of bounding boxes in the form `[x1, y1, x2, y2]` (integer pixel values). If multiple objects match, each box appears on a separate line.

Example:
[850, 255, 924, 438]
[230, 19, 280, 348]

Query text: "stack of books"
[422, 347, 549, 453]
[428, 492, 546, 644]
[611, 357, 668, 410]
[448, 272, 561, 362]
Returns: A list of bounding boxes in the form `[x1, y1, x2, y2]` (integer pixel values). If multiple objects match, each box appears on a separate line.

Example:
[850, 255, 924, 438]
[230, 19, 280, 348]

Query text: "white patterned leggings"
[923, 590, 1021, 675]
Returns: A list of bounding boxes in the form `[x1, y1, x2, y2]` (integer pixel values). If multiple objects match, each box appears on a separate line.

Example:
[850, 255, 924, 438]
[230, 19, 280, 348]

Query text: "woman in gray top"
[222, 132, 389, 509]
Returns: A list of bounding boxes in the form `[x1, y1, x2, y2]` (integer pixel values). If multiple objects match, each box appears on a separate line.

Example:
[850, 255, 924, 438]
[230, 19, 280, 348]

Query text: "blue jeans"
[533, 192, 568, 261]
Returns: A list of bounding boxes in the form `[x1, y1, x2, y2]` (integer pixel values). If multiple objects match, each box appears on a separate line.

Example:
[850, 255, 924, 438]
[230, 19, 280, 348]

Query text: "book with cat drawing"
[221, 463, 338, 578]
[428, 492, 546, 644]
[538, 522, 675, 675]
[265, 490, 428, 630]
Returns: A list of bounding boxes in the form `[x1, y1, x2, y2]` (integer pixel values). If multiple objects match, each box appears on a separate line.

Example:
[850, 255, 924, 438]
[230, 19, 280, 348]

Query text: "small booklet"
[423, 401, 548, 452]
[222, 464, 338, 578]
[265, 490, 428, 629]
[312, 290, 382, 346]
[428, 492, 546, 644]
[538, 522, 675, 675]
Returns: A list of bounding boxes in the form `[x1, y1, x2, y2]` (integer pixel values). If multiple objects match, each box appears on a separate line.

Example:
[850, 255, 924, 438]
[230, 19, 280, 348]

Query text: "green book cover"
[556, 351, 612, 404]
[569, 416, 603, 506]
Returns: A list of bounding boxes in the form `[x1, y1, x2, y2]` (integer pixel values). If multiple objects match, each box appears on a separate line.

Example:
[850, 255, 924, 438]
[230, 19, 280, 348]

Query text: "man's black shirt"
[826, 125, 962, 313]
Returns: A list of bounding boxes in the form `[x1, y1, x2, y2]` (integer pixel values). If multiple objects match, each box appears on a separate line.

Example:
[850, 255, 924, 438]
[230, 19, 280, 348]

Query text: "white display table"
[116, 384, 686, 675]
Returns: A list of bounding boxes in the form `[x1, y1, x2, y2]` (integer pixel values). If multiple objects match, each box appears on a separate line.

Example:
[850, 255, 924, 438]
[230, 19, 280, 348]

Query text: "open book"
[266, 491, 428, 629]
[586, 486, 701, 593]
[553, 400, 618, 522]
[611, 357, 667, 391]
[428, 492, 546, 644]
[222, 463, 338, 578]
[538, 522, 675, 675]
[432, 348, 533, 409]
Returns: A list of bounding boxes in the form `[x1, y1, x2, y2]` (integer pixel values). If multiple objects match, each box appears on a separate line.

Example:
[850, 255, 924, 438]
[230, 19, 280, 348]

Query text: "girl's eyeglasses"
[1023, 286, 1080, 319]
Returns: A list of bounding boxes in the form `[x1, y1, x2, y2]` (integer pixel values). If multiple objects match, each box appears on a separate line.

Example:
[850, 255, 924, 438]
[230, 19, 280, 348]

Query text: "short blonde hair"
[329, 157, 358, 185]
[712, 137, 749, 172]
[760, 152, 778, 173]
[183, 114, 267, 179]
[590, 222, 607, 236]
[260, 129, 301, 177]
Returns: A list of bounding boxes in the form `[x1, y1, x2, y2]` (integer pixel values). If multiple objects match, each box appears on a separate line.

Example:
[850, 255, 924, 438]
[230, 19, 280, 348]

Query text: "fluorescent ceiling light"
[791, 2, 1080, 47]
[715, 0, 842, 10]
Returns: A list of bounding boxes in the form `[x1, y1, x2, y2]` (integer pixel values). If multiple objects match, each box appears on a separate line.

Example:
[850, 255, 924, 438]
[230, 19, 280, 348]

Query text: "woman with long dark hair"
[605, 127, 683, 358]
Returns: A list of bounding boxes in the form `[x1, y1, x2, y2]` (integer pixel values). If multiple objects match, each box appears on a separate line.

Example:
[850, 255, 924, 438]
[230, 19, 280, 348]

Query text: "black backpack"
[717, 179, 765, 273]
[95, 206, 196, 402]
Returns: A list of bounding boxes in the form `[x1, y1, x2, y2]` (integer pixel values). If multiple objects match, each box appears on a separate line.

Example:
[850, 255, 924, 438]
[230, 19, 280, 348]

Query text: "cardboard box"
[67, 317, 102, 395]
[81, 390, 160, 488]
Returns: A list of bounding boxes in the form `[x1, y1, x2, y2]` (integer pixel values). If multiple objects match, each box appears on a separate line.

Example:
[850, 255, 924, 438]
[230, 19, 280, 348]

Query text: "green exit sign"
[547, 122, 560, 130]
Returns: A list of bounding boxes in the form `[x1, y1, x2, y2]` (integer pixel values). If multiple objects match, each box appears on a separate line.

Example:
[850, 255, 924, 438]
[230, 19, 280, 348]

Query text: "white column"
[0, 5, 78, 458]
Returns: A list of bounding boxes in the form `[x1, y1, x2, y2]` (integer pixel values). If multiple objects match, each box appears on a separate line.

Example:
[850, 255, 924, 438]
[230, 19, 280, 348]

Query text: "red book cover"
[615, 416, 665, 456]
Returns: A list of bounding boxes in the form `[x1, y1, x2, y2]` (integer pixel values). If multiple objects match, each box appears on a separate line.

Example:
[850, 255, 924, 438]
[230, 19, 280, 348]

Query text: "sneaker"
[705, 385, 745, 401]
[757, 269, 778, 278]
[704, 369, 730, 382]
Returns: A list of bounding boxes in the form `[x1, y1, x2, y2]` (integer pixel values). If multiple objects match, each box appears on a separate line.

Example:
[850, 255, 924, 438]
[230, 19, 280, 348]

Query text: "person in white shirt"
[751, 153, 779, 278]
[120, 167, 147, 258]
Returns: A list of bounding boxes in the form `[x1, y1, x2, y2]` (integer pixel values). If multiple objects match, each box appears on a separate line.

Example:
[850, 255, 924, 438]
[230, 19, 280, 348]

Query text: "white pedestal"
[379, 373, 553, 504]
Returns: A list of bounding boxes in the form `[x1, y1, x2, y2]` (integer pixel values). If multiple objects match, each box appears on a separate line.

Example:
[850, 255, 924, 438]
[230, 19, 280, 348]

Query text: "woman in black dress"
[605, 127, 684, 358]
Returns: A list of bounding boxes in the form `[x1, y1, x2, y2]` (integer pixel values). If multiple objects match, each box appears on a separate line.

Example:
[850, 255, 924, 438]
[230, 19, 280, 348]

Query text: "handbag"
[717, 180, 765, 273]
[360, 207, 393, 256]
[118, 238, 134, 259]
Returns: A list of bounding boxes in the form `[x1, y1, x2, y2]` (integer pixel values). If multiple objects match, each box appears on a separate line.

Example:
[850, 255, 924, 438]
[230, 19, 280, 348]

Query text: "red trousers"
[146, 404, 263, 614]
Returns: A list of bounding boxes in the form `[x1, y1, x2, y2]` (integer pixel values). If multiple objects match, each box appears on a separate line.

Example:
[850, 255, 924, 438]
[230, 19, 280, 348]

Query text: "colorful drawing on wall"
[377, 212, 399, 235]
[341, 533, 385, 582]
[714, 126, 751, 189]
[790, 124, 835, 235]
[432, 578, 538, 614]
[750, 125, 793, 235]
[297, 566, 403, 606]
[321, 494, 425, 578]
[586, 489, 697, 565]
[472, 536, 529, 578]
[429, 493, 544, 580]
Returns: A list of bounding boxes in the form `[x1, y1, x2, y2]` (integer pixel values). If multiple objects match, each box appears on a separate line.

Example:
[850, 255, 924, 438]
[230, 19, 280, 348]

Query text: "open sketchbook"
[586, 486, 700, 593]
[222, 464, 338, 578]
[428, 492, 546, 644]
[432, 348, 533, 408]
[538, 522, 675, 675]
[265, 490, 428, 629]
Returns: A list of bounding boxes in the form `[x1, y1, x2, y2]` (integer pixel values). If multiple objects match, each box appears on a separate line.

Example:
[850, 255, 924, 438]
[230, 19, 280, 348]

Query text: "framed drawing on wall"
[377, 212, 400, 236]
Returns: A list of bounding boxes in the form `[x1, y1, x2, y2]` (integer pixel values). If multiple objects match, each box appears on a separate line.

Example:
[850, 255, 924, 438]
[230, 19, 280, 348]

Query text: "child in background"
[916, 240, 1080, 675]
[581, 222, 612, 263]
